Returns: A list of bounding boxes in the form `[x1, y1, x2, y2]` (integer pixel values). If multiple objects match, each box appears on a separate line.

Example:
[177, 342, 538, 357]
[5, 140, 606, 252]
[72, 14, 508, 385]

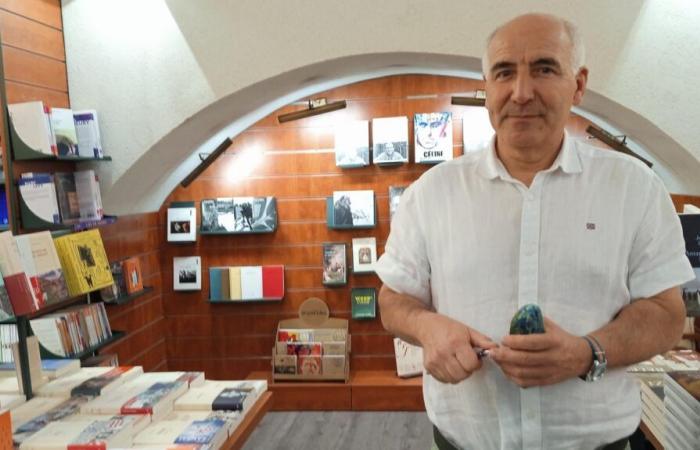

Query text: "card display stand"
[272, 297, 350, 382]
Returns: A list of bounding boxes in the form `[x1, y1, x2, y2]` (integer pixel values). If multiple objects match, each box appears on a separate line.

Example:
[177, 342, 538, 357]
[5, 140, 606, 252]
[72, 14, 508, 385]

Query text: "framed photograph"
[322, 242, 347, 286]
[335, 120, 370, 168]
[173, 256, 201, 291]
[331, 190, 375, 228]
[414, 112, 453, 164]
[389, 186, 407, 222]
[200, 197, 277, 233]
[462, 107, 494, 154]
[372, 116, 409, 165]
[352, 237, 377, 274]
[167, 203, 197, 242]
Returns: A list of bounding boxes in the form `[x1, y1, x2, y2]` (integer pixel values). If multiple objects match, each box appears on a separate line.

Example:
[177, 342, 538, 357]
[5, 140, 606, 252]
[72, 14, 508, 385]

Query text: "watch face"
[588, 360, 607, 382]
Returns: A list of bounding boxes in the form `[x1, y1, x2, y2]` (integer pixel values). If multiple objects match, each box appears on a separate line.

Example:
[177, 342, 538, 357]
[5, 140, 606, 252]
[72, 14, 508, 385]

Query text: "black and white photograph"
[322, 242, 347, 285]
[167, 204, 197, 242]
[332, 190, 375, 228]
[389, 185, 407, 222]
[200, 197, 277, 233]
[335, 120, 370, 168]
[173, 256, 201, 291]
[352, 237, 377, 274]
[372, 116, 409, 165]
[414, 112, 453, 164]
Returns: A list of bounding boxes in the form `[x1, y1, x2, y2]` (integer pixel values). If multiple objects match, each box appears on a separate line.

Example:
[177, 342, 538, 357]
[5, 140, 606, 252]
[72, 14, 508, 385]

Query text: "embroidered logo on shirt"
[586, 223, 596, 230]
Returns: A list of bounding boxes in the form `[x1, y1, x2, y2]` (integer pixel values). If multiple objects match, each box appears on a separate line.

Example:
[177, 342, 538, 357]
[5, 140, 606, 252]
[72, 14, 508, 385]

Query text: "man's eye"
[494, 70, 512, 80]
[536, 67, 556, 75]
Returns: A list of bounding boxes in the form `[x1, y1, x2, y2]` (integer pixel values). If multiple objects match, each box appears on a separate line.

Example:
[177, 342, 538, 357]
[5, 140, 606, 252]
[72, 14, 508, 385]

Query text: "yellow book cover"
[228, 266, 241, 300]
[53, 229, 113, 296]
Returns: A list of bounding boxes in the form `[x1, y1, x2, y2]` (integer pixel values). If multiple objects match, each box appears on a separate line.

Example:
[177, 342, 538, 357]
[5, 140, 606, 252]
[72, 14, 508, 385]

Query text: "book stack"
[30, 302, 113, 357]
[663, 371, 700, 450]
[209, 265, 284, 301]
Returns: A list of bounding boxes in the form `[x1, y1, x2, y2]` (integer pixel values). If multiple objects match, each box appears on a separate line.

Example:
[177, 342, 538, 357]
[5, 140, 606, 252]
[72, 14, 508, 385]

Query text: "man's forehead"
[487, 22, 571, 67]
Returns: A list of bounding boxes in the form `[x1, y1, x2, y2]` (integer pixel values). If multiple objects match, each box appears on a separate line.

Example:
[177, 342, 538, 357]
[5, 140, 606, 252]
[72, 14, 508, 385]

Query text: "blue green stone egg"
[509, 304, 545, 335]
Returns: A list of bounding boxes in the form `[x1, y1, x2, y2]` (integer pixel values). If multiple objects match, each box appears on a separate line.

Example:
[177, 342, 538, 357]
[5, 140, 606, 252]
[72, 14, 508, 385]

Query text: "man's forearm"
[590, 287, 686, 369]
[378, 284, 435, 346]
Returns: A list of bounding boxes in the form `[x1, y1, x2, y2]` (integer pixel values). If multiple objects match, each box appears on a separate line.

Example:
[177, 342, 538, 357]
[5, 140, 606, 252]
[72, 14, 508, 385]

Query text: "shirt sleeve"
[627, 173, 694, 300]
[374, 183, 432, 305]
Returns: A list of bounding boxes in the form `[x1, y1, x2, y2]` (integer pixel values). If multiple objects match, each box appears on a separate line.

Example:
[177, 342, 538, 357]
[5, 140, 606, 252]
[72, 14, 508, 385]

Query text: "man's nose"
[511, 72, 535, 104]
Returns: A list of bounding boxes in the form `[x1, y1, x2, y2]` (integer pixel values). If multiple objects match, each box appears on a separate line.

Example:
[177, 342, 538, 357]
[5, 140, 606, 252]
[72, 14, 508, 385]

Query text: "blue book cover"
[209, 268, 223, 300]
[174, 419, 226, 444]
[0, 359, 78, 372]
[211, 388, 248, 411]
[0, 184, 8, 225]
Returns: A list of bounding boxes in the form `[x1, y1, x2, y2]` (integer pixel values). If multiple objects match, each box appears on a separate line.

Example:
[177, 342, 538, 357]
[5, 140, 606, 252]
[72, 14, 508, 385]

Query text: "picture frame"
[372, 116, 409, 165]
[200, 197, 277, 234]
[167, 202, 197, 242]
[327, 190, 376, 229]
[352, 237, 377, 274]
[322, 242, 347, 286]
[173, 256, 201, 291]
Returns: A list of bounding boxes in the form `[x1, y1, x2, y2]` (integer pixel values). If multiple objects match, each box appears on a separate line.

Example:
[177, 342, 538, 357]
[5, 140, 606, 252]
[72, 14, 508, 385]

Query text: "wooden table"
[222, 391, 273, 450]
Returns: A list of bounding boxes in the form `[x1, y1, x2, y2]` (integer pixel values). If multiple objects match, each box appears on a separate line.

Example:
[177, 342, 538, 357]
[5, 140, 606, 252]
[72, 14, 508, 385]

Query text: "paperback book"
[372, 116, 409, 164]
[173, 256, 201, 291]
[351, 287, 376, 320]
[8, 101, 56, 156]
[352, 237, 377, 274]
[414, 112, 453, 164]
[322, 242, 347, 285]
[331, 190, 375, 228]
[50, 108, 79, 157]
[19, 172, 61, 224]
[73, 110, 104, 158]
[53, 229, 113, 296]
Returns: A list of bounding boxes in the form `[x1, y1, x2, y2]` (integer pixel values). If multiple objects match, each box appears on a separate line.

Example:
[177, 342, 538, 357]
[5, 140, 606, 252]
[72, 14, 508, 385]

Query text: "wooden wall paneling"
[4, 79, 68, 107]
[0, 0, 62, 29]
[0, 9, 65, 60]
[2, 45, 66, 91]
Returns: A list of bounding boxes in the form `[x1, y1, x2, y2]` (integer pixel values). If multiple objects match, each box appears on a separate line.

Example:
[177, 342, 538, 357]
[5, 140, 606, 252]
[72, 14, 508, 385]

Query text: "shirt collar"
[476, 130, 582, 180]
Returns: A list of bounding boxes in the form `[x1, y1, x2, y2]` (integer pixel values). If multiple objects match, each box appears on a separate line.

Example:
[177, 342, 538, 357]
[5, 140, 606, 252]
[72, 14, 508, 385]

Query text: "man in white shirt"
[375, 13, 694, 450]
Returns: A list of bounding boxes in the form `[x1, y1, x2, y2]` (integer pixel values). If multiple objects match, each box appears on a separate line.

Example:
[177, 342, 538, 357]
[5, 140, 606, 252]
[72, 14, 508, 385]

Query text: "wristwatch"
[580, 335, 607, 382]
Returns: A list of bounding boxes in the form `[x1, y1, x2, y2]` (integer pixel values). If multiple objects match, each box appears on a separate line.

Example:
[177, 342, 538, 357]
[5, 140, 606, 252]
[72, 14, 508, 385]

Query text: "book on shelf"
[322, 242, 347, 286]
[73, 170, 104, 221]
[167, 203, 197, 242]
[54, 172, 81, 224]
[0, 184, 8, 227]
[200, 196, 277, 233]
[393, 337, 424, 378]
[0, 323, 18, 364]
[16, 231, 69, 306]
[0, 273, 14, 321]
[49, 108, 79, 157]
[211, 265, 283, 301]
[335, 120, 370, 168]
[228, 266, 241, 300]
[664, 370, 700, 416]
[73, 110, 104, 158]
[19, 172, 61, 224]
[331, 190, 375, 228]
[99, 260, 128, 302]
[122, 256, 143, 294]
[11, 335, 47, 394]
[53, 229, 113, 296]
[173, 256, 201, 291]
[8, 101, 56, 156]
[414, 112, 453, 164]
[372, 116, 409, 164]
[351, 237, 377, 274]
[262, 265, 284, 300]
[239, 266, 262, 300]
[0, 231, 40, 315]
[351, 287, 376, 320]
[81, 353, 119, 368]
[33, 367, 112, 398]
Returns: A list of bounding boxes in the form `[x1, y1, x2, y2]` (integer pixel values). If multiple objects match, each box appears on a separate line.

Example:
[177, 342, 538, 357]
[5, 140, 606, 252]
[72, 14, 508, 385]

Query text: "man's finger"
[490, 346, 550, 367]
[469, 328, 499, 349]
[501, 333, 553, 350]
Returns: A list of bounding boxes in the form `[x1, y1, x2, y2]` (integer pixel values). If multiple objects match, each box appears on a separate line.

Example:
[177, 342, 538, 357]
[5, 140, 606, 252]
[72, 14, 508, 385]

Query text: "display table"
[222, 391, 273, 450]
[247, 370, 423, 411]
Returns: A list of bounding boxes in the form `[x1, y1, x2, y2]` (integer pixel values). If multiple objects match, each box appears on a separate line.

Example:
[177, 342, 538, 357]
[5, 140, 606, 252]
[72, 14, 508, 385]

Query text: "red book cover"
[67, 444, 106, 450]
[3, 273, 38, 316]
[122, 257, 143, 294]
[262, 265, 284, 300]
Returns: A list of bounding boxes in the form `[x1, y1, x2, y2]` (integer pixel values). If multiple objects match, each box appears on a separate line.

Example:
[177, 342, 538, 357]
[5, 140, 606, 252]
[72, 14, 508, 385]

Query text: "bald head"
[482, 14, 585, 77]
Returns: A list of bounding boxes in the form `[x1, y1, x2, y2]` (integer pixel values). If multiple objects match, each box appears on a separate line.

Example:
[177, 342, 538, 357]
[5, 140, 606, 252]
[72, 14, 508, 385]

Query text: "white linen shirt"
[375, 132, 694, 450]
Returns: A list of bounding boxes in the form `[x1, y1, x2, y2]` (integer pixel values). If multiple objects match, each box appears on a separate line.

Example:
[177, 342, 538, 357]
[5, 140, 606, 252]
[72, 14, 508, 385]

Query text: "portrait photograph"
[372, 116, 409, 165]
[322, 242, 347, 285]
[332, 190, 375, 228]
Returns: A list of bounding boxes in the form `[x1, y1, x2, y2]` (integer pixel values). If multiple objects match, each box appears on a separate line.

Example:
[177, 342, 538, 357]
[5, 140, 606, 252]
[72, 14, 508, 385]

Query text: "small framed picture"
[352, 237, 377, 274]
[167, 203, 197, 242]
[173, 256, 202, 291]
[322, 242, 347, 286]
[330, 190, 376, 229]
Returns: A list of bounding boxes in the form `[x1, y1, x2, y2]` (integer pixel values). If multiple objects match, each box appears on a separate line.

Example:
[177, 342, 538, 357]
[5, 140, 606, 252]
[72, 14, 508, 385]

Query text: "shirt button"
[526, 193, 535, 201]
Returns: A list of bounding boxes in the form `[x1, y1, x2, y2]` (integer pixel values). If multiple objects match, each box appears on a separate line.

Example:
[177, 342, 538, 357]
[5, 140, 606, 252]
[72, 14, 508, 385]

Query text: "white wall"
[61, 0, 700, 214]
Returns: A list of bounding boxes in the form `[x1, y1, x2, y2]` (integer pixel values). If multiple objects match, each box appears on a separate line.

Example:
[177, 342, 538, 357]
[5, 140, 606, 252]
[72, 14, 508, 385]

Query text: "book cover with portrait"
[414, 112, 453, 164]
[372, 116, 409, 165]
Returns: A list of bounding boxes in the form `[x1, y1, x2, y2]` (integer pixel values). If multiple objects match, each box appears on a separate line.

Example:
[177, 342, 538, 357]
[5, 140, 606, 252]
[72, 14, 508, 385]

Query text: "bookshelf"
[101, 286, 154, 307]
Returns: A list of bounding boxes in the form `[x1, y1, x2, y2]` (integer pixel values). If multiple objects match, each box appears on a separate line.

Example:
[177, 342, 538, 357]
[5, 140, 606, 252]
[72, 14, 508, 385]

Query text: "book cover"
[220, 267, 230, 300]
[262, 265, 284, 300]
[414, 112, 453, 164]
[100, 260, 127, 302]
[19, 172, 61, 224]
[0, 273, 14, 321]
[462, 107, 495, 153]
[201, 197, 277, 233]
[67, 415, 140, 450]
[174, 418, 226, 444]
[298, 355, 322, 375]
[0, 231, 39, 315]
[286, 342, 322, 356]
[54, 172, 81, 223]
[322, 355, 345, 377]
[228, 266, 241, 300]
[122, 257, 143, 294]
[322, 243, 347, 286]
[273, 354, 297, 374]
[167, 205, 197, 242]
[335, 120, 370, 168]
[8, 101, 56, 155]
[389, 186, 407, 222]
[74, 170, 103, 221]
[14, 234, 46, 308]
[73, 110, 103, 158]
[120, 381, 184, 415]
[0, 184, 8, 227]
[372, 116, 409, 164]
[173, 256, 201, 291]
[351, 237, 377, 274]
[12, 336, 46, 394]
[393, 337, 424, 377]
[19, 231, 69, 305]
[70, 366, 137, 397]
[209, 267, 224, 300]
[351, 287, 376, 320]
[239, 266, 262, 300]
[211, 387, 248, 411]
[50, 108, 79, 156]
[54, 229, 113, 296]
[332, 190, 375, 228]
[13, 396, 89, 443]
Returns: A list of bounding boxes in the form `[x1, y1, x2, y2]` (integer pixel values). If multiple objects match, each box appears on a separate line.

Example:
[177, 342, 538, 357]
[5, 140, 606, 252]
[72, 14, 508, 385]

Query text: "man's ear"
[572, 67, 588, 106]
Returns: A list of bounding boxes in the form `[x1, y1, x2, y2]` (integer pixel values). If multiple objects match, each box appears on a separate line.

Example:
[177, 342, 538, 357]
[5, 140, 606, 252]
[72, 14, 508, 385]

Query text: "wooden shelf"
[38, 330, 125, 360]
[209, 298, 283, 304]
[246, 370, 424, 412]
[223, 391, 273, 450]
[102, 286, 154, 306]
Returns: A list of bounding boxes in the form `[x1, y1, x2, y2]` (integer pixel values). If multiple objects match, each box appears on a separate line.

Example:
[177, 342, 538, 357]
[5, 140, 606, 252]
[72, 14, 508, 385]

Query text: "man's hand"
[418, 313, 498, 384]
[489, 317, 591, 388]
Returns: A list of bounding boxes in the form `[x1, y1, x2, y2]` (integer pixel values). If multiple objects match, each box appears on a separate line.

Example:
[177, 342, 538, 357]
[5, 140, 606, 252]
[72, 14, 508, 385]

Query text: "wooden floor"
[241, 411, 433, 450]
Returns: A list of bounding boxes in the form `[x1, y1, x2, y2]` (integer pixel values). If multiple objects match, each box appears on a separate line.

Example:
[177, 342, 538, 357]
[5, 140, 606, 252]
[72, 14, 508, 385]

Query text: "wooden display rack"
[272, 297, 350, 382]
